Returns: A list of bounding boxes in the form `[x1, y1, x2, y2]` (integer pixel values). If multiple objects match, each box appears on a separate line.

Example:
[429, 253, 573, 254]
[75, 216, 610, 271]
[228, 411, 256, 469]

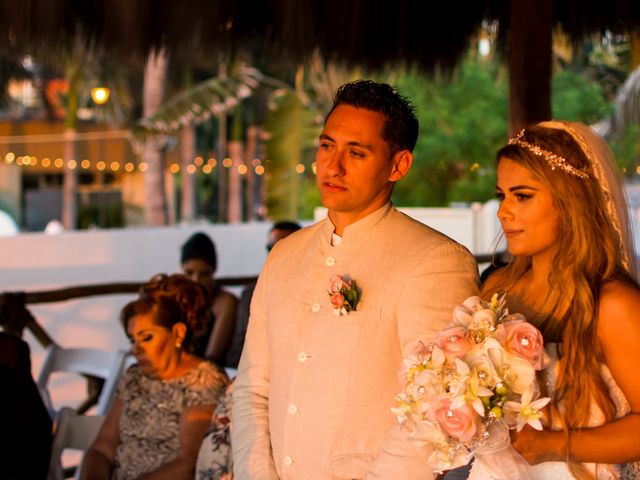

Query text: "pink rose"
[436, 326, 474, 360]
[330, 291, 345, 309]
[433, 399, 482, 442]
[496, 320, 545, 370]
[330, 275, 350, 293]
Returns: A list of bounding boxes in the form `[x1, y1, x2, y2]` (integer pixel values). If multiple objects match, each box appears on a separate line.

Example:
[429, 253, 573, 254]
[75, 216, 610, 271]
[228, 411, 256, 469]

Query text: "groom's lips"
[322, 181, 347, 192]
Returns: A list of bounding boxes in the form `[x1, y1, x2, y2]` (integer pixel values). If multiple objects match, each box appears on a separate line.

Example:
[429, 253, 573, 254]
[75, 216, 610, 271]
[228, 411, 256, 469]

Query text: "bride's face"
[496, 158, 559, 260]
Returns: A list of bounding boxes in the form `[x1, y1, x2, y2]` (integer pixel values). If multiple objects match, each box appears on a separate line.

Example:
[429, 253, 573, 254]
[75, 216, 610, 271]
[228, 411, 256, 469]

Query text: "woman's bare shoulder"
[598, 278, 640, 339]
[214, 289, 238, 305]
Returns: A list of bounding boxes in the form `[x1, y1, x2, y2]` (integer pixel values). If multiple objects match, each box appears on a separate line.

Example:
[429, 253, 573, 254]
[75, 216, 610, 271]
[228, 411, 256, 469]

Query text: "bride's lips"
[503, 228, 523, 238]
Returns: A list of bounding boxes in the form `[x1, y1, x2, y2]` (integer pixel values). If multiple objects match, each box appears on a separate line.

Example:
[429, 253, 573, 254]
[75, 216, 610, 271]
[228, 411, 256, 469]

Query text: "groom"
[232, 80, 479, 479]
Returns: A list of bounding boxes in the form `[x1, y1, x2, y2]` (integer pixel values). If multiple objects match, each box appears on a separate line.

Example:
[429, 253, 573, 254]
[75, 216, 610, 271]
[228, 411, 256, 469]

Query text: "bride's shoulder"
[598, 278, 640, 339]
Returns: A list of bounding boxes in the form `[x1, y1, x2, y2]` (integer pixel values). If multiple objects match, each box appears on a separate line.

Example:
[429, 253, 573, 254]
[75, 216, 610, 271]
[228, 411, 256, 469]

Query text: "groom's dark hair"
[326, 79, 419, 153]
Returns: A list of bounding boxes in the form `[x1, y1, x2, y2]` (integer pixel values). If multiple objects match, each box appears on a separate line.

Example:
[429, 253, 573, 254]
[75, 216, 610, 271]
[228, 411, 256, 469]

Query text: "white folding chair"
[37, 344, 130, 417]
[47, 407, 105, 480]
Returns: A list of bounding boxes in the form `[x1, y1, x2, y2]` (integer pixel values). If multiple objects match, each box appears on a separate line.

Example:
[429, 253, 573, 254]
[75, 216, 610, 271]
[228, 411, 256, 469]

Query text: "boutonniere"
[328, 274, 361, 316]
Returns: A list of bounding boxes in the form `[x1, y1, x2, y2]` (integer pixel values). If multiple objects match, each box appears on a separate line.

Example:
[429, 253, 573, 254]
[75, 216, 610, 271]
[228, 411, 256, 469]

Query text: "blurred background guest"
[180, 232, 238, 365]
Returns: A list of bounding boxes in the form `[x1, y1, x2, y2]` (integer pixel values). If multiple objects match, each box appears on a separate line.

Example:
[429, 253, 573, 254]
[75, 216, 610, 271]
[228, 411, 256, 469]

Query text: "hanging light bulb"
[90, 87, 111, 105]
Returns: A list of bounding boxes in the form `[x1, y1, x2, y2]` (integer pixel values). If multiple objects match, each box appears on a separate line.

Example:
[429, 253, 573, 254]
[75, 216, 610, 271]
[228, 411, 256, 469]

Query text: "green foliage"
[610, 124, 640, 175]
[392, 59, 508, 206]
[551, 69, 612, 123]
[264, 89, 322, 219]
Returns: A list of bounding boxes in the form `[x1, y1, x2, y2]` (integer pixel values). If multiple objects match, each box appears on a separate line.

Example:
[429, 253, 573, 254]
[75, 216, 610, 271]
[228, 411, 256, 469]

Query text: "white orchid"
[503, 386, 551, 431]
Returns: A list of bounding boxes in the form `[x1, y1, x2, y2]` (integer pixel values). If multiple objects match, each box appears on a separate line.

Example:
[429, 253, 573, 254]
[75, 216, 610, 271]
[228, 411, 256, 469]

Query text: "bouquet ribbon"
[473, 421, 533, 480]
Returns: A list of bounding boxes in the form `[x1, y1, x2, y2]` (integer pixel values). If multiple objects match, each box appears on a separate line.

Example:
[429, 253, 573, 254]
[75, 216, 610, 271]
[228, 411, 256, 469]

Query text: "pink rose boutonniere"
[328, 274, 360, 316]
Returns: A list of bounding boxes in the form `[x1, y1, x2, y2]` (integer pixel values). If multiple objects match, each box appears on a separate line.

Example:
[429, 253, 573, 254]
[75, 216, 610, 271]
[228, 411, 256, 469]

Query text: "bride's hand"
[510, 426, 566, 464]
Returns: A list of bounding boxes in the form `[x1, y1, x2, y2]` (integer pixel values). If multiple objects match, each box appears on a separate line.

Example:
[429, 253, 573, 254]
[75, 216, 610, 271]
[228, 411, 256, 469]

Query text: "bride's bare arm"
[512, 280, 640, 464]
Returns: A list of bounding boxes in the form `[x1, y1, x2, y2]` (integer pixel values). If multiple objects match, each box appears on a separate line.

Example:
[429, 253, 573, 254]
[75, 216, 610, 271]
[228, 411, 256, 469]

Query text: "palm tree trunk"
[245, 125, 260, 220]
[217, 111, 228, 222]
[142, 49, 169, 226]
[228, 106, 244, 223]
[508, 0, 552, 135]
[61, 62, 80, 230]
[180, 125, 197, 222]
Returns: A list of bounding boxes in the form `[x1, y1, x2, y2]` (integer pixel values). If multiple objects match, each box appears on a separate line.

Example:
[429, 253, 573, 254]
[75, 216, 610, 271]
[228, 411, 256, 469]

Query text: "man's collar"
[321, 203, 393, 244]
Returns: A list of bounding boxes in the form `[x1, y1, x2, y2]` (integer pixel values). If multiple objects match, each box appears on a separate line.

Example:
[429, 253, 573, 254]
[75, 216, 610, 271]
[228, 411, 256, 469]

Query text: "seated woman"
[180, 232, 238, 365]
[81, 274, 227, 480]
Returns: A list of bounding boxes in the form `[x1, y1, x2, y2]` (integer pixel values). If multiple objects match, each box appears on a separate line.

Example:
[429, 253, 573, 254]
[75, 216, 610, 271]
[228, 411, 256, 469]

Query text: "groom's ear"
[388, 150, 413, 182]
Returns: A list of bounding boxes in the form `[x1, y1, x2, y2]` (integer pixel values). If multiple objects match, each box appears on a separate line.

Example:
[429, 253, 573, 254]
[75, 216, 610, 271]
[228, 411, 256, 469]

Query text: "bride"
[471, 121, 640, 479]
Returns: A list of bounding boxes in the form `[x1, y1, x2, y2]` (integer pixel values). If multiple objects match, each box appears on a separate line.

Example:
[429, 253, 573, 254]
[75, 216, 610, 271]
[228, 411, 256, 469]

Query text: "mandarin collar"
[319, 202, 393, 248]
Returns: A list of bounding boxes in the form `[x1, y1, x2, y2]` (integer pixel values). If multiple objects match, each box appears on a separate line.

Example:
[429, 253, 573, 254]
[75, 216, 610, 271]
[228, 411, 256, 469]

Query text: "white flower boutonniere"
[328, 274, 360, 316]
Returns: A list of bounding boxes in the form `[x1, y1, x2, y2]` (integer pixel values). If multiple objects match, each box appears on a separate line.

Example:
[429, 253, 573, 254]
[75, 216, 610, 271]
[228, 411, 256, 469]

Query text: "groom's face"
[316, 104, 402, 221]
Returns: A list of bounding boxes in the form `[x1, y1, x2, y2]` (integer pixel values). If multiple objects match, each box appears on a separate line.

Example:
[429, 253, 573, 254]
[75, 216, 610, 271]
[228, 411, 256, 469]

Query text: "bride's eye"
[515, 193, 531, 201]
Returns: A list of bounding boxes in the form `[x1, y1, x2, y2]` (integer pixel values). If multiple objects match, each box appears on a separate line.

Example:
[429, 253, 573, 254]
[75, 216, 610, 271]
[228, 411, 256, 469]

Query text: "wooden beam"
[508, 0, 553, 135]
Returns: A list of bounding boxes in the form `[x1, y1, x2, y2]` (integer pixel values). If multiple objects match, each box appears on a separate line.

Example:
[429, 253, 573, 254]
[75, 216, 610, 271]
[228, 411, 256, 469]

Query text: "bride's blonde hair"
[482, 123, 637, 477]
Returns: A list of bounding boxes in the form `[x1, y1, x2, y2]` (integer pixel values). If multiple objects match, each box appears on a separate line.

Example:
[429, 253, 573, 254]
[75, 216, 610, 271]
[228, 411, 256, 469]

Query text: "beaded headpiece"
[507, 129, 590, 180]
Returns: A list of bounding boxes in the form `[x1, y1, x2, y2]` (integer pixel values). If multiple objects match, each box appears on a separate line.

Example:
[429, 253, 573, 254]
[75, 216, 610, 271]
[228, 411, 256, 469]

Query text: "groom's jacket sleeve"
[231, 257, 280, 480]
[367, 241, 480, 480]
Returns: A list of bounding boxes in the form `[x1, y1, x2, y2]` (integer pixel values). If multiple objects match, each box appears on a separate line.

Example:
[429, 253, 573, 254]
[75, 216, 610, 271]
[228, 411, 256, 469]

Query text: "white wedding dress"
[468, 344, 640, 480]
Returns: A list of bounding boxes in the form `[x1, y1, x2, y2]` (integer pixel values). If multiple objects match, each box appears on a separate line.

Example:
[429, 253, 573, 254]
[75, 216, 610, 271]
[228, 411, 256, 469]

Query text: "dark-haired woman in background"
[180, 232, 238, 365]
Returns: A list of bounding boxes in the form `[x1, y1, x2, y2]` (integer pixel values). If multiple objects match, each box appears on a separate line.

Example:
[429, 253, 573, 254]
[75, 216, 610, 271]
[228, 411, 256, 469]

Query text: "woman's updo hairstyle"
[120, 274, 211, 353]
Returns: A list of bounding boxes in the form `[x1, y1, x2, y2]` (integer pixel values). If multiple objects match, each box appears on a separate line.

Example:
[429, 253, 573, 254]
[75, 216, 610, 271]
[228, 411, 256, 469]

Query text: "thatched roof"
[1, 0, 638, 72]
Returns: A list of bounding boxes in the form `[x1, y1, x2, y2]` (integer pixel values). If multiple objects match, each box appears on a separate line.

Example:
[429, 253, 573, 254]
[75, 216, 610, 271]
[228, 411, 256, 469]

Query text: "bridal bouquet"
[392, 294, 550, 476]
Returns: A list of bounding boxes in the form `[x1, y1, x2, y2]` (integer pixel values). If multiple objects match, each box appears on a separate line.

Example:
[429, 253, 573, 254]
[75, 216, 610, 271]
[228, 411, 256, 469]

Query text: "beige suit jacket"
[232, 204, 479, 479]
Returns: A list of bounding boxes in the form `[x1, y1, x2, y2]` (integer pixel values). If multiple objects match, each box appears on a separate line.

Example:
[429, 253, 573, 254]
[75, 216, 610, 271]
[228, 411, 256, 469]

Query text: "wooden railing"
[0, 276, 259, 348]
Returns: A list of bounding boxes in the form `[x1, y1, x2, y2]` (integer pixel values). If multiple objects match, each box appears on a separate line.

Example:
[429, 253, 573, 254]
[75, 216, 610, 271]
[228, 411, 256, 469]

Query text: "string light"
[312, 162, 317, 175]
[0, 150, 290, 177]
[295, 163, 305, 174]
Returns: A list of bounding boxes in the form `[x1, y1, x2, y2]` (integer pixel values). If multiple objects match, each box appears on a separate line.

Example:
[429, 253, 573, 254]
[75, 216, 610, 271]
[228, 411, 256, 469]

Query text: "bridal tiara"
[507, 129, 590, 180]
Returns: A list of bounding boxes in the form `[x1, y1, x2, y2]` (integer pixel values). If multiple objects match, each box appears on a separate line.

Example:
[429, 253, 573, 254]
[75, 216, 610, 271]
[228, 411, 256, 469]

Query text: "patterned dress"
[111, 362, 227, 480]
[195, 380, 234, 480]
